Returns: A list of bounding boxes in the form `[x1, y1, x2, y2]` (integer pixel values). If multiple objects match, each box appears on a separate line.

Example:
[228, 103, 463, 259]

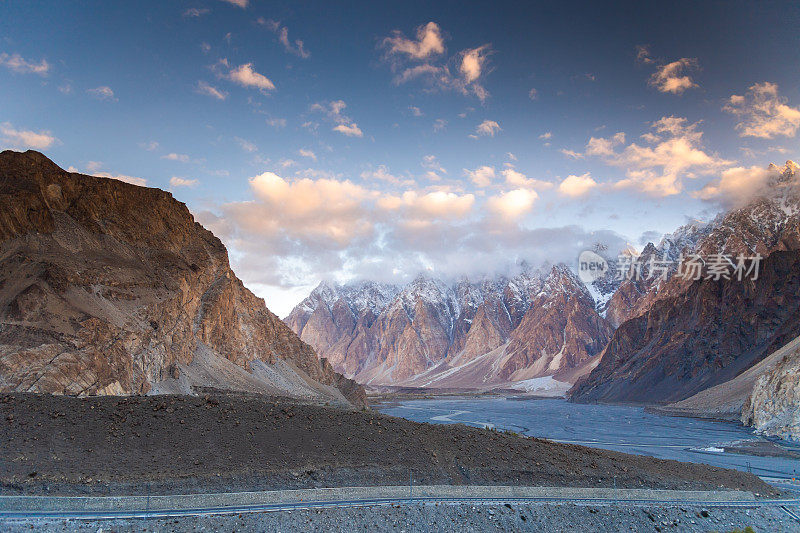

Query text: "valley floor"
[0, 393, 777, 497]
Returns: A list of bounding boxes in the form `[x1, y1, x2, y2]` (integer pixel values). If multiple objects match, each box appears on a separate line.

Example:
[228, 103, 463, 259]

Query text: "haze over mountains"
[0, 150, 366, 408]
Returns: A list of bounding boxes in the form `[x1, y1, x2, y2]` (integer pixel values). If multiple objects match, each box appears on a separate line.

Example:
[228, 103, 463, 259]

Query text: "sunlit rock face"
[0, 150, 366, 408]
[743, 340, 800, 441]
[286, 264, 612, 387]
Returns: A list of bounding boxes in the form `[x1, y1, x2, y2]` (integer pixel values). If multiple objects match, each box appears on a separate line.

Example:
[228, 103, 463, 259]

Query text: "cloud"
[162, 153, 190, 162]
[87, 86, 117, 101]
[235, 137, 257, 152]
[558, 172, 598, 197]
[227, 63, 275, 91]
[487, 189, 537, 220]
[333, 123, 363, 137]
[139, 141, 159, 151]
[723, 82, 800, 139]
[0, 122, 57, 150]
[311, 100, 363, 137]
[381, 22, 491, 102]
[693, 165, 780, 207]
[408, 105, 423, 117]
[0, 52, 50, 75]
[635, 45, 653, 64]
[378, 190, 474, 220]
[219, 0, 247, 7]
[170, 177, 198, 188]
[501, 168, 553, 190]
[298, 148, 317, 161]
[183, 8, 210, 17]
[560, 149, 584, 159]
[422, 154, 446, 174]
[259, 19, 310, 58]
[576, 117, 732, 196]
[528, 88, 538, 100]
[382, 21, 445, 60]
[475, 119, 501, 137]
[360, 165, 411, 185]
[68, 163, 147, 186]
[196, 81, 227, 100]
[267, 117, 287, 128]
[433, 118, 447, 132]
[539, 132, 552, 140]
[465, 165, 496, 187]
[648, 58, 699, 94]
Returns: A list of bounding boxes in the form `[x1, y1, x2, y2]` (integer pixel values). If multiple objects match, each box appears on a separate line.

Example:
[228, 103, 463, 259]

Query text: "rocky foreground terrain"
[0, 150, 364, 407]
[3, 503, 793, 533]
[0, 393, 775, 497]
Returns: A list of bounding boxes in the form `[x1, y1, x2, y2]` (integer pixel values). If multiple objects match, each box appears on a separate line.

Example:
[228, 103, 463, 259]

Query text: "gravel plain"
[1, 502, 797, 532]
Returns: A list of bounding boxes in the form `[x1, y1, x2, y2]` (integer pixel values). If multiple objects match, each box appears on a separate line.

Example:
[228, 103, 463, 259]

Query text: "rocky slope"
[0, 150, 365, 408]
[742, 336, 800, 440]
[605, 161, 800, 327]
[569, 249, 800, 404]
[287, 265, 612, 387]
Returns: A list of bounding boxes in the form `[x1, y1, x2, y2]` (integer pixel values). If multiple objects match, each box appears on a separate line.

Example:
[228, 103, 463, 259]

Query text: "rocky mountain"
[0, 150, 366, 408]
[286, 264, 613, 387]
[605, 161, 800, 327]
[743, 336, 800, 440]
[568, 249, 800, 404]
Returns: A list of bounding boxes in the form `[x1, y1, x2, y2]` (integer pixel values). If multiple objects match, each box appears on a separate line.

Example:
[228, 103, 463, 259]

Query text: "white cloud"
[382, 22, 445, 60]
[69, 163, 147, 187]
[693, 165, 782, 207]
[475, 119, 501, 137]
[382, 23, 491, 102]
[408, 105, 423, 117]
[298, 148, 317, 161]
[648, 58, 699, 94]
[577, 117, 732, 196]
[378, 190, 474, 220]
[219, 0, 247, 7]
[528, 88, 538, 100]
[560, 149, 584, 159]
[87, 86, 117, 101]
[267, 117, 287, 128]
[139, 141, 159, 151]
[723, 82, 800, 139]
[259, 19, 310, 58]
[162, 153, 190, 162]
[539, 132, 552, 140]
[0, 53, 49, 75]
[170, 176, 198, 187]
[333, 123, 362, 137]
[501, 168, 553, 190]
[433, 118, 447, 132]
[227, 63, 275, 91]
[0, 122, 57, 150]
[311, 100, 363, 137]
[360, 165, 411, 185]
[558, 172, 598, 197]
[183, 8, 210, 17]
[464, 165, 496, 187]
[235, 137, 257, 152]
[422, 154, 446, 174]
[196, 81, 227, 100]
[487, 189, 537, 219]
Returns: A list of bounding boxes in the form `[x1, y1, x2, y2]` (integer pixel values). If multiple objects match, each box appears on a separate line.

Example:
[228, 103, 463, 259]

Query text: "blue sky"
[2, 0, 799, 315]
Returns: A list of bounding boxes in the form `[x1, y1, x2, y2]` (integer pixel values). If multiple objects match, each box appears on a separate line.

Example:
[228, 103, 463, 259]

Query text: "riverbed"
[375, 397, 800, 488]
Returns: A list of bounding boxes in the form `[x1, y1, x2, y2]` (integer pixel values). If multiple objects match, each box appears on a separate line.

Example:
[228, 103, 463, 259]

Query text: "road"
[1, 485, 799, 520]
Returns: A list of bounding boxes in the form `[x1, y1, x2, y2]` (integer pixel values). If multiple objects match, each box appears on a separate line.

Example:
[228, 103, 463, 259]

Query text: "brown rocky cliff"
[0, 150, 365, 408]
[569, 249, 800, 405]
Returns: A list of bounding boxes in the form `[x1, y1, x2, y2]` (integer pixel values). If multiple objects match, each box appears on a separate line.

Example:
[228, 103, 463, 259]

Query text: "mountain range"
[288, 160, 800, 431]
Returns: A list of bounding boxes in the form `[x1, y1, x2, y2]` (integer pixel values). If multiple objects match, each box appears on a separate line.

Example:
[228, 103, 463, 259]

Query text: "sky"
[1, 0, 799, 316]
